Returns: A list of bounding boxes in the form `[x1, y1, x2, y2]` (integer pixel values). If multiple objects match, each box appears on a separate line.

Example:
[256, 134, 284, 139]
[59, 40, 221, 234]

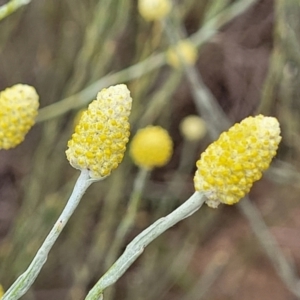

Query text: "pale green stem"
[104, 168, 149, 300]
[162, 16, 231, 138]
[190, 0, 257, 46]
[105, 167, 149, 269]
[85, 191, 205, 300]
[36, 53, 165, 122]
[162, 3, 300, 297]
[36, 0, 256, 123]
[2, 169, 96, 300]
[0, 0, 31, 21]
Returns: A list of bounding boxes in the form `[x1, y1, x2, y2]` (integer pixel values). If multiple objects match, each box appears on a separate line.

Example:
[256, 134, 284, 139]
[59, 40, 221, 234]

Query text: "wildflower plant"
[2, 84, 132, 300]
[86, 114, 281, 299]
[1, 0, 289, 299]
[103, 126, 174, 281]
[0, 84, 39, 150]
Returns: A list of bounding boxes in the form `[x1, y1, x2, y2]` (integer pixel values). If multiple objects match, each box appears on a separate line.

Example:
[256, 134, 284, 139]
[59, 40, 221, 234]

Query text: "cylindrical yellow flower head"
[167, 40, 198, 68]
[180, 115, 207, 141]
[130, 126, 173, 170]
[194, 115, 281, 208]
[66, 84, 132, 179]
[138, 0, 171, 21]
[0, 84, 39, 150]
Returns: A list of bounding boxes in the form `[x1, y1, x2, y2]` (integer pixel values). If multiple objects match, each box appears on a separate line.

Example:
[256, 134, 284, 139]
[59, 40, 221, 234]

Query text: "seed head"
[194, 115, 281, 208]
[66, 84, 132, 179]
[138, 0, 171, 21]
[130, 126, 173, 170]
[0, 84, 39, 150]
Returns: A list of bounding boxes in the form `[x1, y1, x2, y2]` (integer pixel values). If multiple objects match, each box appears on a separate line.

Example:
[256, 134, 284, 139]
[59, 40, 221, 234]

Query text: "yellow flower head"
[0, 84, 39, 150]
[194, 115, 281, 208]
[130, 126, 173, 170]
[180, 115, 207, 141]
[138, 0, 171, 21]
[66, 84, 132, 179]
[167, 40, 198, 68]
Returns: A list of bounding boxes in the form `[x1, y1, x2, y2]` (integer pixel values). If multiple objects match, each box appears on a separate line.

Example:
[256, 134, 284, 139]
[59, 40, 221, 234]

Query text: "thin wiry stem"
[105, 168, 149, 269]
[36, 0, 257, 123]
[2, 170, 96, 300]
[104, 168, 149, 300]
[162, 2, 300, 297]
[161, 16, 230, 138]
[0, 0, 30, 21]
[85, 192, 205, 300]
[190, 0, 258, 46]
[238, 196, 300, 297]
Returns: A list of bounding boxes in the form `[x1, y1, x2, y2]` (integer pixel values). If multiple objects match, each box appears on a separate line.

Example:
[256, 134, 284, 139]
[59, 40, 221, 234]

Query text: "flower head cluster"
[130, 126, 173, 170]
[194, 115, 281, 208]
[138, 0, 171, 21]
[0, 84, 39, 150]
[66, 84, 132, 179]
[167, 40, 198, 68]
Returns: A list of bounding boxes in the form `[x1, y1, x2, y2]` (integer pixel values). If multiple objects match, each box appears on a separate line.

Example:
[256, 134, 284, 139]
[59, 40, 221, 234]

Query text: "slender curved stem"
[0, 0, 31, 21]
[36, 54, 165, 122]
[2, 170, 95, 300]
[105, 168, 149, 269]
[104, 168, 149, 300]
[85, 191, 205, 300]
[238, 196, 300, 297]
[36, 0, 257, 123]
[162, 1, 300, 297]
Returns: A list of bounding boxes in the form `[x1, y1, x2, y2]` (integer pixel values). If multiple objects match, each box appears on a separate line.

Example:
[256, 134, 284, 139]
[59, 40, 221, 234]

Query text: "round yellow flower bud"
[194, 115, 281, 208]
[166, 40, 198, 68]
[138, 0, 171, 21]
[180, 115, 207, 141]
[130, 126, 173, 169]
[0, 84, 39, 150]
[66, 84, 132, 179]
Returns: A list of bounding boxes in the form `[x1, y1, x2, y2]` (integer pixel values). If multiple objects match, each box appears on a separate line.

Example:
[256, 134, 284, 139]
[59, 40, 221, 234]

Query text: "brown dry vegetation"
[1, 0, 300, 299]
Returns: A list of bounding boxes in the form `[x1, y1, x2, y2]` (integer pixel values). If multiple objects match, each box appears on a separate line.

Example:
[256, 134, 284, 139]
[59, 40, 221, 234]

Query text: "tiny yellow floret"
[66, 84, 132, 179]
[194, 115, 281, 208]
[180, 115, 207, 141]
[0, 84, 39, 150]
[138, 0, 171, 21]
[130, 126, 173, 170]
[167, 40, 198, 68]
